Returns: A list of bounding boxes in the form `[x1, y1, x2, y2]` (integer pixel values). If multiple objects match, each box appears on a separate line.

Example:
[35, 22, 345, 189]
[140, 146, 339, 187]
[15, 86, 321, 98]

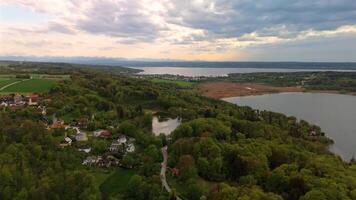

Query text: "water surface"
[131, 67, 355, 77]
[224, 93, 356, 161]
[152, 117, 181, 136]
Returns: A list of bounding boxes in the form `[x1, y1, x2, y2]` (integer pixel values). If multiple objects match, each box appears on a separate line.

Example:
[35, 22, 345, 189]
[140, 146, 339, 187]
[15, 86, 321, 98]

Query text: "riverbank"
[197, 81, 356, 99]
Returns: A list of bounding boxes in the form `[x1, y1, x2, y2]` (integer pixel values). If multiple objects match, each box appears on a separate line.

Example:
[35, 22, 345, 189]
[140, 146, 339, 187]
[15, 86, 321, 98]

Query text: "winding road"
[160, 146, 182, 200]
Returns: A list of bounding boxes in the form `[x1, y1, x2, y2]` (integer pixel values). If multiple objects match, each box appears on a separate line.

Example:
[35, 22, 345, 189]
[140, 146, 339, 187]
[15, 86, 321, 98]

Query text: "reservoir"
[223, 92, 356, 161]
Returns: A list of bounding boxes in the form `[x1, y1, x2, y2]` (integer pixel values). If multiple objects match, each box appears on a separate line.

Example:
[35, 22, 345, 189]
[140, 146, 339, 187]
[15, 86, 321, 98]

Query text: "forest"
[0, 63, 355, 200]
[217, 72, 356, 93]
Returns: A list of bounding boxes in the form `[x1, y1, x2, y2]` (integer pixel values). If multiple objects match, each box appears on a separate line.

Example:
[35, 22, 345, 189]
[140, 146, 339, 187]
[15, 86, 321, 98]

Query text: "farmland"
[0, 78, 21, 89]
[0, 74, 69, 93]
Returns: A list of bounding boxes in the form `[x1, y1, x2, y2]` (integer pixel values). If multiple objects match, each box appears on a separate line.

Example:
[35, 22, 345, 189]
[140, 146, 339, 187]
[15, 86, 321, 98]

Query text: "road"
[160, 146, 182, 200]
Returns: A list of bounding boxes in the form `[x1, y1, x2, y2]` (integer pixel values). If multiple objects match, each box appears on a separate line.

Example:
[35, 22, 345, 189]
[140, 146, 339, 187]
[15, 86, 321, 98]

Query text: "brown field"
[197, 81, 304, 99]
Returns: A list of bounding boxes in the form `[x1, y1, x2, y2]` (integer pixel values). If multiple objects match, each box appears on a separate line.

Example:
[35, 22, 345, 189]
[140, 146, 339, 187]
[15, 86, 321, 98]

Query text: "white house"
[64, 137, 72, 145]
[78, 147, 91, 153]
[82, 156, 99, 166]
[117, 135, 127, 145]
[126, 143, 135, 153]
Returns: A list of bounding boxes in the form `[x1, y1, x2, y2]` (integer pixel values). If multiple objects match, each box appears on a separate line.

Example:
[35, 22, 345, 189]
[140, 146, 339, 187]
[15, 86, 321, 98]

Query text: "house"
[59, 137, 72, 148]
[78, 117, 89, 128]
[28, 94, 40, 106]
[126, 143, 135, 153]
[78, 146, 91, 153]
[97, 156, 119, 167]
[75, 131, 88, 141]
[93, 129, 111, 138]
[51, 120, 65, 129]
[82, 156, 99, 166]
[13, 94, 23, 105]
[109, 141, 122, 152]
[64, 137, 72, 144]
[117, 135, 127, 145]
[37, 106, 46, 115]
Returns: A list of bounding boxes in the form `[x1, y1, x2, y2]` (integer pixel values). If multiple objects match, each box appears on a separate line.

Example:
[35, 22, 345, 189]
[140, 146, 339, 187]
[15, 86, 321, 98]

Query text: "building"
[75, 132, 88, 141]
[93, 129, 111, 138]
[82, 156, 99, 166]
[126, 143, 135, 153]
[78, 146, 92, 153]
[51, 120, 65, 129]
[13, 94, 23, 105]
[117, 135, 127, 145]
[78, 117, 89, 128]
[109, 141, 122, 152]
[64, 137, 72, 144]
[27, 94, 40, 106]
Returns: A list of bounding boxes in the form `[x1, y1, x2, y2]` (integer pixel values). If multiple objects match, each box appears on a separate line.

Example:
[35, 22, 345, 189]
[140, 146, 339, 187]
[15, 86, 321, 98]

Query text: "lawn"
[151, 78, 195, 87]
[1, 79, 57, 93]
[99, 168, 136, 197]
[0, 78, 20, 88]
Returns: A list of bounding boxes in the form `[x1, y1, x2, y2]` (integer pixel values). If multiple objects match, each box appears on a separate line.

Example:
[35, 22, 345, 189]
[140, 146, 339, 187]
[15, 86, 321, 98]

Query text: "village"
[51, 114, 138, 168]
[0, 93, 137, 169]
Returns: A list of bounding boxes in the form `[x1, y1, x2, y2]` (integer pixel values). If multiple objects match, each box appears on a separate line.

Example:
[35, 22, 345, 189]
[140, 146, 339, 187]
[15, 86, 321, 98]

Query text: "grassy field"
[0, 73, 70, 94]
[0, 79, 57, 93]
[99, 168, 136, 196]
[0, 78, 20, 88]
[151, 78, 195, 87]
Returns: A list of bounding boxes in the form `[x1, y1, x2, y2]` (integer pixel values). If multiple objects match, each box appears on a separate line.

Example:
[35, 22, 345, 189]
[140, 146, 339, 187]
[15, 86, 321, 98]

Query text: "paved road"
[160, 146, 182, 200]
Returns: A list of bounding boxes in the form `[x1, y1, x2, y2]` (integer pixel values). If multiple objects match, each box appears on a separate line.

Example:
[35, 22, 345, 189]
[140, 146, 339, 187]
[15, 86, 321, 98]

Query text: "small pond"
[152, 116, 181, 136]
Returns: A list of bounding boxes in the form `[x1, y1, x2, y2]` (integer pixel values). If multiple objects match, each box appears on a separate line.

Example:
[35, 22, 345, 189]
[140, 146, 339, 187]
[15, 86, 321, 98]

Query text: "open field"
[0, 73, 69, 93]
[197, 81, 304, 99]
[151, 78, 195, 87]
[0, 79, 57, 93]
[0, 78, 20, 88]
[99, 168, 136, 196]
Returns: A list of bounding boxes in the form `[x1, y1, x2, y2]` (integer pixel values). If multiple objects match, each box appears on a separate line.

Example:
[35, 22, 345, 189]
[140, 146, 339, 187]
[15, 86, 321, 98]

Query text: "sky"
[0, 0, 356, 62]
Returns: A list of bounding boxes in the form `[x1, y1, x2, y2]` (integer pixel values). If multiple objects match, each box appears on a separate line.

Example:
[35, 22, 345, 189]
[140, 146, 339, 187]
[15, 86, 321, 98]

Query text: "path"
[0, 79, 30, 91]
[160, 146, 182, 200]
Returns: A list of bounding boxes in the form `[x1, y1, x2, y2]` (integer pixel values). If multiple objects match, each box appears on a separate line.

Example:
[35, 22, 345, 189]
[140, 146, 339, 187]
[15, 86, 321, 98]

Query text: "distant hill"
[1, 56, 356, 70]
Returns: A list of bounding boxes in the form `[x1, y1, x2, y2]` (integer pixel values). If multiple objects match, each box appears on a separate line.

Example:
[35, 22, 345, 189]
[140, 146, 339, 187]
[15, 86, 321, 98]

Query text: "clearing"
[99, 168, 136, 197]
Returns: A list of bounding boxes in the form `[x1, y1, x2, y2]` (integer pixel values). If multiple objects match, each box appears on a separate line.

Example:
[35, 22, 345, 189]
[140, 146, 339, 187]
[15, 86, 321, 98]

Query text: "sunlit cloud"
[0, 0, 356, 61]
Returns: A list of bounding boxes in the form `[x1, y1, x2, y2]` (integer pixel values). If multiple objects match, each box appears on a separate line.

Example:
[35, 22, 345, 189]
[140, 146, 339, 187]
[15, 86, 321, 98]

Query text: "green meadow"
[99, 168, 136, 197]
[0, 73, 69, 93]
[0, 79, 57, 93]
[0, 78, 20, 88]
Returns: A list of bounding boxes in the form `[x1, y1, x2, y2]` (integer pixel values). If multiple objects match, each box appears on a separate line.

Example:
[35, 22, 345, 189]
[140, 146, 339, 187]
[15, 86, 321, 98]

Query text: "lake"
[130, 67, 356, 77]
[152, 116, 181, 136]
[223, 92, 356, 161]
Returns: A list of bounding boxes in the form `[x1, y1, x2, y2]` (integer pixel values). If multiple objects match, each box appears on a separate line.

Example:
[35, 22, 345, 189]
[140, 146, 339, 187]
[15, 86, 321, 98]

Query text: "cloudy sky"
[1, 0, 356, 61]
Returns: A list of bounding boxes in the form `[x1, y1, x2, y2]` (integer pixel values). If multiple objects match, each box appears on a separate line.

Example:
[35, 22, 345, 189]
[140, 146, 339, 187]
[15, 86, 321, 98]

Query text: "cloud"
[1, 0, 356, 61]
[164, 0, 356, 39]
[76, 0, 166, 42]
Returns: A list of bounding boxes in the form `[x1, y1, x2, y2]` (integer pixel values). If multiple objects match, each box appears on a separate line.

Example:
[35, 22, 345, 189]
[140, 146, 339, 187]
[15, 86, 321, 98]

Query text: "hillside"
[0, 66, 355, 200]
